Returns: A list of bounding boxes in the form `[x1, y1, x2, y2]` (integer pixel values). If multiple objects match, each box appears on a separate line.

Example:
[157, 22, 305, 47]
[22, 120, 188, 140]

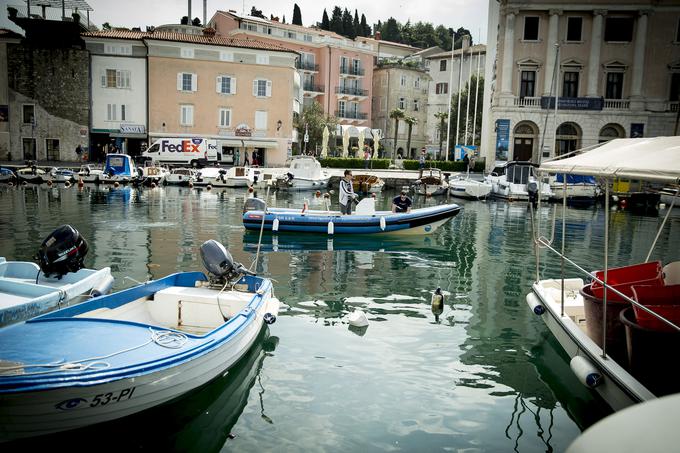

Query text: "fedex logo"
[161, 139, 202, 153]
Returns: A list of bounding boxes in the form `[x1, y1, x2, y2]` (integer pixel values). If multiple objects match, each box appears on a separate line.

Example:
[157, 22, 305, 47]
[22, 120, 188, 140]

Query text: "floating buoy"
[150, 182, 157, 188]
[272, 218, 279, 232]
[379, 216, 386, 231]
[248, 186, 254, 193]
[431, 287, 444, 322]
[620, 198, 628, 208]
[327, 221, 334, 235]
[206, 184, 212, 190]
[188, 182, 194, 188]
[64, 181, 71, 188]
[46, 180, 53, 186]
[22, 181, 27, 186]
[78, 178, 84, 188]
[348, 310, 369, 328]
[8, 181, 14, 187]
[114, 181, 120, 188]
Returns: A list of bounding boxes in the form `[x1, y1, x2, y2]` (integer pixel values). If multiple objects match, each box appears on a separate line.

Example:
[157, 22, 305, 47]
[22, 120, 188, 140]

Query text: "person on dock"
[392, 190, 413, 213]
[339, 170, 357, 215]
[419, 150, 426, 169]
[363, 146, 371, 169]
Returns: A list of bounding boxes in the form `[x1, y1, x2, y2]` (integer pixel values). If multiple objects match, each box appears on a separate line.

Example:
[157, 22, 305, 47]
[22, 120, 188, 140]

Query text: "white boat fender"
[207, 184, 212, 191]
[273, 218, 279, 232]
[380, 216, 386, 231]
[431, 287, 444, 322]
[90, 274, 115, 298]
[328, 221, 334, 235]
[113, 181, 120, 188]
[526, 293, 545, 315]
[348, 310, 369, 328]
[570, 355, 602, 389]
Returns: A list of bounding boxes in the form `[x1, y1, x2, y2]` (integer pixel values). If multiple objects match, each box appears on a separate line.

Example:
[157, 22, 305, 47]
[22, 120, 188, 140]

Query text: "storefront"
[90, 124, 147, 162]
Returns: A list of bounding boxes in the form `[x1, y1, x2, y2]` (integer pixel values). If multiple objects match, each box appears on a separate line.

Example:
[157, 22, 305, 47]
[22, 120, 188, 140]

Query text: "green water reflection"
[1, 184, 679, 452]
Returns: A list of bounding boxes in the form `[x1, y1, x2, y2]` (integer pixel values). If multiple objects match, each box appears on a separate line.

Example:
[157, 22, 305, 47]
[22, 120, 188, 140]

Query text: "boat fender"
[47, 179, 53, 186]
[90, 274, 115, 298]
[8, 181, 14, 187]
[207, 184, 212, 191]
[64, 181, 71, 188]
[379, 216, 386, 231]
[151, 182, 157, 188]
[273, 218, 279, 232]
[113, 181, 120, 188]
[188, 182, 194, 188]
[570, 355, 602, 389]
[264, 313, 277, 324]
[328, 221, 334, 235]
[348, 310, 369, 327]
[431, 287, 444, 322]
[526, 293, 545, 315]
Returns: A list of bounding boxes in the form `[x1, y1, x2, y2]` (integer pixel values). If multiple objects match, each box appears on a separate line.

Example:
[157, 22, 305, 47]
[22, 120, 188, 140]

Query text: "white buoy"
[526, 293, 545, 315]
[327, 221, 334, 235]
[272, 218, 279, 232]
[113, 181, 120, 188]
[431, 287, 444, 322]
[570, 355, 602, 388]
[348, 310, 369, 328]
[379, 216, 386, 231]
[207, 184, 212, 190]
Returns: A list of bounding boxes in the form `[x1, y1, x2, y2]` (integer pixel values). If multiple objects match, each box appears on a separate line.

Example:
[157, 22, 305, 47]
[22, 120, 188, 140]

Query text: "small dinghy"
[164, 168, 197, 186]
[0, 167, 17, 184]
[352, 174, 385, 193]
[0, 240, 279, 441]
[0, 225, 113, 327]
[243, 197, 461, 235]
[411, 168, 449, 196]
[77, 165, 104, 184]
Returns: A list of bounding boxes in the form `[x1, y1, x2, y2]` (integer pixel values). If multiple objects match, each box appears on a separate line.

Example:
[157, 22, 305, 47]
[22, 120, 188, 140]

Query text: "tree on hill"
[342, 8, 354, 39]
[330, 7, 343, 35]
[292, 4, 302, 26]
[250, 7, 266, 19]
[180, 16, 189, 25]
[436, 25, 453, 51]
[353, 10, 360, 38]
[453, 27, 473, 49]
[321, 9, 330, 30]
[192, 17, 201, 27]
[360, 14, 370, 37]
[382, 18, 400, 42]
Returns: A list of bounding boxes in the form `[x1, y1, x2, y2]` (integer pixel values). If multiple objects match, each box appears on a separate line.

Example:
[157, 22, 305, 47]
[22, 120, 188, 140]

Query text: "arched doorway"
[513, 121, 538, 162]
[555, 122, 581, 156]
[599, 123, 625, 143]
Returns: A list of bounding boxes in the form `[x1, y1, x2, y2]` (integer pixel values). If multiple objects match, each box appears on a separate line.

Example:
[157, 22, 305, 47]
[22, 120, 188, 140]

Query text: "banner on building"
[495, 119, 510, 161]
[541, 96, 604, 111]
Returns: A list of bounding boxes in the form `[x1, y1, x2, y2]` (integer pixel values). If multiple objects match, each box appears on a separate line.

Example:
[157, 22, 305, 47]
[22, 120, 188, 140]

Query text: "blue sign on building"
[495, 119, 510, 161]
[541, 96, 604, 111]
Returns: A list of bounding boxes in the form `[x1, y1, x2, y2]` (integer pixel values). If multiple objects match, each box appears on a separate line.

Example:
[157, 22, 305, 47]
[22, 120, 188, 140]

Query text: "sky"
[1, 0, 489, 44]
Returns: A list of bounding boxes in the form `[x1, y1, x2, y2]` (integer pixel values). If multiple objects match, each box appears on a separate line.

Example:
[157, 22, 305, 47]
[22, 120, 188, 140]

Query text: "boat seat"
[663, 261, 680, 285]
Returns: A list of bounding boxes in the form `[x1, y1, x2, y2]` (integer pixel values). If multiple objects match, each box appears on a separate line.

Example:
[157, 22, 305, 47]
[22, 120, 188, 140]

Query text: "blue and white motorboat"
[50, 167, 77, 184]
[0, 225, 113, 327]
[243, 197, 461, 235]
[549, 173, 600, 205]
[0, 240, 279, 441]
[0, 167, 16, 184]
[101, 154, 137, 184]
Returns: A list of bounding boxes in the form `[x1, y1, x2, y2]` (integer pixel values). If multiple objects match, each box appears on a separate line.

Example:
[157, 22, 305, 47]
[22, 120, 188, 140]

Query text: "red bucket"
[631, 284, 680, 332]
[591, 261, 664, 302]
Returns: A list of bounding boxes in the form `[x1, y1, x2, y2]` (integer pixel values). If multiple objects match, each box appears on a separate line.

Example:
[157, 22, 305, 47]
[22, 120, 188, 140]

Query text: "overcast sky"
[1, 0, 489, 43]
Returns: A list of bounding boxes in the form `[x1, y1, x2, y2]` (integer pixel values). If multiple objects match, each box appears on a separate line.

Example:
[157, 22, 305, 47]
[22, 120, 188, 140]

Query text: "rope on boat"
[0, 328, 188, 376]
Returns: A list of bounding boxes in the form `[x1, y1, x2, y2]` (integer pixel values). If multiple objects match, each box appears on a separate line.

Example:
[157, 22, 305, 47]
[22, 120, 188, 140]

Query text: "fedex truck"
[142, 138, 221, 167]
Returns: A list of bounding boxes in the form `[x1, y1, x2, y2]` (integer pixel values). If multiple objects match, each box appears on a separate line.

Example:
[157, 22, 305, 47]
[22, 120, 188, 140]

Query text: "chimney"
[374, 31, 381, 41]
[203, 0, 206, 28]
[188, 0, 191, 24]
[462, 34, 471, 49]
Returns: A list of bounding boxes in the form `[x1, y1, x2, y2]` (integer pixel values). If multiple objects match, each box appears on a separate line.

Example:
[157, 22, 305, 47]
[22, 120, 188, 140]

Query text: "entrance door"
[22, 138, 36, 160]
[513, 138, 533, 161]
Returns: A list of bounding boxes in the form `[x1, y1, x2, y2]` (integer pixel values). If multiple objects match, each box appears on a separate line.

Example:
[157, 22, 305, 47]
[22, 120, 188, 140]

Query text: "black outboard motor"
[35, 225, 88, 279]
[200, 240, 254, 284]
[243, 197, 266, 214]
[527, 181, 539, 209]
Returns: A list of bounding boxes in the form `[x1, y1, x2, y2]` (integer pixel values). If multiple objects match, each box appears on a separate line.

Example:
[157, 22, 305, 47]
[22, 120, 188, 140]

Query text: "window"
[304, 34, 312, 42]
[676, 18, 680, 42]
[106, 104, 117, 121]
[671, 73, 680, 101]
[440, 60, 447, 71]
[180, 105, 193, 126]
[523, 16, 539, 41]
[286, 31, 296, 39]
[102, 69, 130, 89]
[435, 83, 448, 94]
[606, 72, 624, 99]
[256, 55, 269, 65]
[400, 75, 407, 87]
[255, 111, 267, 129]
[413, 99, 419, 111]
[338, 100, 346, 117]
[218, 108, 231, 127]
[216, 76, 236, 94]
[604, 17, 634, 42]
[177, 73, 197, 92]
[398, 97, 406, 109]
[350, 102, 359, 117]
[46, 139, 59, 160]
[252, 79, 272, 97]
[121, 104, 127, 121]
[22, 104, 35, 124]
[181, 48, 194, 59]
[414, 77, 420, 89]
[220, 51, 233, 62]
[352, 59, 361, 74]
[562, 72, 579, 97]
[104, 44, 132, 55]
[566, 17, 582, 42]
[520, 70, 536, 98]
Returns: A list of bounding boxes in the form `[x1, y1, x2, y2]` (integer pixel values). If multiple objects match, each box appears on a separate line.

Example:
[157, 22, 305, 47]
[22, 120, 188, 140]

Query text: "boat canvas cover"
[555, 174, 596, 185]
[539, 137, 680, 183]
[105, 154, 133, 176]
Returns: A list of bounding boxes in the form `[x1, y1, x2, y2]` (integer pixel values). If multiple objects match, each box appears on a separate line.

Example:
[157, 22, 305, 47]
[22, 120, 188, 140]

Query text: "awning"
[246, 140, 278, 149]
[109, 132, 148, 139]
[337, 125, 374, 138]
[219, 139, 244, 147]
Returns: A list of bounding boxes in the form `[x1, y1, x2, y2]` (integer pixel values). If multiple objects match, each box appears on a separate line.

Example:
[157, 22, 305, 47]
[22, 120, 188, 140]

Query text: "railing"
[340, 66, 365, 76]
[668, 101, 679, 113]
[303, 83, 325, 93]
[335, 86, 368, 96]
[296, 61, 319, 72]
[604, 99, 630, 109]
[514, 96, 542, 107]
[335, 111, 368, 120]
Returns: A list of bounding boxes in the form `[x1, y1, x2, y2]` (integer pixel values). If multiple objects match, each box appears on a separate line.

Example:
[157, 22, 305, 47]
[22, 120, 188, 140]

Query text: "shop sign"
[235, 124, 252, 137]
[79, 126, 88, 137]
[120, 124, 146, 134]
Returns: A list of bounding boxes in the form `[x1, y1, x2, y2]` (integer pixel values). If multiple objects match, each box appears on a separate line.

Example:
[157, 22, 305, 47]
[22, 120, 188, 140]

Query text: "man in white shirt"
[339, 169, 356, 215]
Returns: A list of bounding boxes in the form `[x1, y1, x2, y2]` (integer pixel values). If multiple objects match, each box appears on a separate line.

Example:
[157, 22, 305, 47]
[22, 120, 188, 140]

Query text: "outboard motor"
[200, 240, 254, 284]
[243, 197, 266, 214]
[35, 225, 88, 279]
[527, 181, 539, 208]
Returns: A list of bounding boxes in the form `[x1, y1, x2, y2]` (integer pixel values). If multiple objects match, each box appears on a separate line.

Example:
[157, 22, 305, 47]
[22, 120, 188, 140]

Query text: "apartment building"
[481, 0, 680, 166]
[372, 64, 431, 158]
[208, 10, 375, 130]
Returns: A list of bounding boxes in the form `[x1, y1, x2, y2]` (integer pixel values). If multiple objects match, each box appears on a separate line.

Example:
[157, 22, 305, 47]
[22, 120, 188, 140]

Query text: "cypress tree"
[342, 8, 354, 38]
[360, 14, 370, 37]
[292, 3, 302, 26]
[321, 9, 330, 30]
[330, 6, 343, 35]
[353, 10, 360, 38]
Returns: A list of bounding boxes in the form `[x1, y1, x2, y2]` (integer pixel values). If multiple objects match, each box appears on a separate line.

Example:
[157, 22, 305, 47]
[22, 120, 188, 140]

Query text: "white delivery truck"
[142, 138, 221, 167]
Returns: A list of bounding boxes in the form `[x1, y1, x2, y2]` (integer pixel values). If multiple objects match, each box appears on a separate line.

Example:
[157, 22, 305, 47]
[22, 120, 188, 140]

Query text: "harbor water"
[1, 184, 679, 451]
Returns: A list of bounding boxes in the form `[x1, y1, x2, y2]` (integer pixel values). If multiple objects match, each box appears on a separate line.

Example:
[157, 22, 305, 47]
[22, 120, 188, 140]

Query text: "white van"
[142, 138, 220, 167]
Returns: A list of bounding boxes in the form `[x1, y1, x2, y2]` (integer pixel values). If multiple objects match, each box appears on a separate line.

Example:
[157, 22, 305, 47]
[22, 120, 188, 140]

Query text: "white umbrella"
[342, 127, 350, 158]
[373, 129, 381, 158]
[321, 126, 329, 158]
[358, 129, 365, 158]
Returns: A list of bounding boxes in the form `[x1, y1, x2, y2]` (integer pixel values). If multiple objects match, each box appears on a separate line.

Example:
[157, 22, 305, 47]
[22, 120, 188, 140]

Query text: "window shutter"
[266, 80, 272, 97]
[191, 73, 197, 92]
[253, 80, 258, 96]
[216, 76, 222, 93]
[101, 70, 106, 88]
[177, 73, 183, 91]
[231, 77, 237, 94]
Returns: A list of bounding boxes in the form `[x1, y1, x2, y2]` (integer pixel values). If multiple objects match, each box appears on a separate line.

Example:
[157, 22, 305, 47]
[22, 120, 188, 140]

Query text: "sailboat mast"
[465, 46, 473, 145]
[444, 33, 455, 161]
[472, 50, 481, 149]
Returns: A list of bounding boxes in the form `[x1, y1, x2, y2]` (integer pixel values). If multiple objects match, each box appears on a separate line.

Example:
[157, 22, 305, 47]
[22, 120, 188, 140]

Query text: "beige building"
[372, 64, 431, 158]
[482, 0, 680, 166]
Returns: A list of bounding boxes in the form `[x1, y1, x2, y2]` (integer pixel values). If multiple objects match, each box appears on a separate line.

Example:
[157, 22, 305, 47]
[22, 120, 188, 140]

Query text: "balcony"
[603, 99, 630, 110]
[296, 61, 319, 72]
[339, 65, 365, 77]
[335, 110, 368, 120]
[514, 96, 542, 107]
[303, 83, 325, 93]
[335, 86, 368, 97]
[667, 101, 679, 112]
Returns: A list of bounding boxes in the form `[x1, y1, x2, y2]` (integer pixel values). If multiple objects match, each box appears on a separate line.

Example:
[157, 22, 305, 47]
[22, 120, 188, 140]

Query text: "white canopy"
[539, 137, 680, 184]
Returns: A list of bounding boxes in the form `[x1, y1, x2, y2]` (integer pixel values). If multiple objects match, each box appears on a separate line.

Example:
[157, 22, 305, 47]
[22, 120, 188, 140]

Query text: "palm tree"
[404, 115, 418, 159]
[434, 111, 449, 160]
[389, 108, 405, 162]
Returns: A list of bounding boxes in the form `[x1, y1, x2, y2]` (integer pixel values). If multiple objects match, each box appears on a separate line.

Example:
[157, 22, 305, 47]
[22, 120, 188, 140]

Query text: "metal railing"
[668, 101, 679, 112]
[339, 66, 365, 76]
[335, 110, 368, 120]
[303, 83, 324, 93]
[335, 86, 368, 96]
[296, 61, 319, 72]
